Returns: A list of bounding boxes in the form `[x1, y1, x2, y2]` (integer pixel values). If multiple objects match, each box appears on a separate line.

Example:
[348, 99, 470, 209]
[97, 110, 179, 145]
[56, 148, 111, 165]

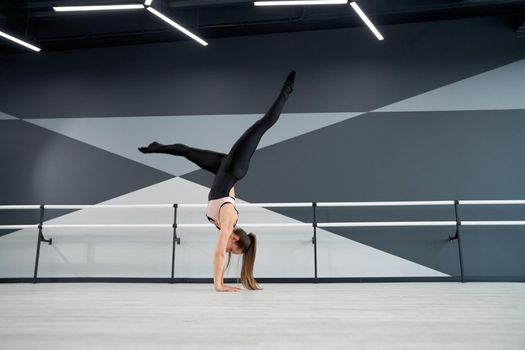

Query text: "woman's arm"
[213, 218, 240, 292]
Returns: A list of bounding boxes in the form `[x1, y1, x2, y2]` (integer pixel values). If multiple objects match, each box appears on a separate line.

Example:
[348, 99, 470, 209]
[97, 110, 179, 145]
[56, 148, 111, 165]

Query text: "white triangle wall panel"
[376, 59, 525, 112]
[0, 177, 448, 279]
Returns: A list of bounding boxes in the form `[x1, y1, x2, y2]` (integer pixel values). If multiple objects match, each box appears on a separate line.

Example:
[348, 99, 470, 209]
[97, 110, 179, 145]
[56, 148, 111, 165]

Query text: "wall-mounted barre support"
[449, 200, 465, 282]
[171, 203, 179, 283]
[33, 205, 51, 284]
[312, 202, 318, 283]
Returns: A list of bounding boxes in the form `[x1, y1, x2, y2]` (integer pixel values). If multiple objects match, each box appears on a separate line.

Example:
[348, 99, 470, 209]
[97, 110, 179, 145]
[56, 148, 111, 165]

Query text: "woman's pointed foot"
[283, 70, 296, 95]
[287, 70, 296, 84]
[138, 141, 162, 154]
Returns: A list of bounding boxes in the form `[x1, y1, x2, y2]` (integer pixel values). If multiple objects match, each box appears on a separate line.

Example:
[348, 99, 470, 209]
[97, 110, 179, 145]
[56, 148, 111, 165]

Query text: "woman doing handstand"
[139, 71, 295, 292]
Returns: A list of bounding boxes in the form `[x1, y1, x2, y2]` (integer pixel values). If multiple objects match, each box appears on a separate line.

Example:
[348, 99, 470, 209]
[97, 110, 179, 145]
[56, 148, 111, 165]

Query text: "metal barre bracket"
[39, 230, 53, 245]
[172, 204, 180, 245]
[37, 205, 52, 245]
[449, 200, 460, 241]
[312, 202, 317, 245]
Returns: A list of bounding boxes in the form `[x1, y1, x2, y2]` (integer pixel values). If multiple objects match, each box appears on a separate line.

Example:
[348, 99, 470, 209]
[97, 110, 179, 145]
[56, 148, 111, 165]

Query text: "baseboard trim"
[0, 276, 523, 284]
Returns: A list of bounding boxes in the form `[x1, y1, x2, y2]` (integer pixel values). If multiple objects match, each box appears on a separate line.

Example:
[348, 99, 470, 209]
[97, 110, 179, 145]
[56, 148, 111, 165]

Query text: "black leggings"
[152, 73, 294, 200]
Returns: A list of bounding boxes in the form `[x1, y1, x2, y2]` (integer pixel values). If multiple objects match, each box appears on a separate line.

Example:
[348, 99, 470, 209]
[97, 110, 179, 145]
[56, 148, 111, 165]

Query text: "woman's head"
[225, 227, 260, 290]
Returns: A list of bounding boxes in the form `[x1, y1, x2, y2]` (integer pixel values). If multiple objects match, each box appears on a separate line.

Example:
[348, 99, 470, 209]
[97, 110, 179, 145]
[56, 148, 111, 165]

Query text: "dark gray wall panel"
[0, 17, 524, 118]
[0, 120, 172, 237]
[187, 110, 525, 202]
[460, 227, 525, 277]
[0, 120, 172, 203]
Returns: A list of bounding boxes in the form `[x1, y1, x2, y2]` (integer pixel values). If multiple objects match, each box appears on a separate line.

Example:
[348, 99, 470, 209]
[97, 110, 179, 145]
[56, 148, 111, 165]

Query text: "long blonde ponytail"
[232, 228, 261, 290]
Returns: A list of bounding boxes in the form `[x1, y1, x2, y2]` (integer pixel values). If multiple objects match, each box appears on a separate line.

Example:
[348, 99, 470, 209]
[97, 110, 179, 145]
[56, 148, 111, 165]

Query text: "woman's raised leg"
[222, 70, 295, 180]
[207, 71, 295, 200]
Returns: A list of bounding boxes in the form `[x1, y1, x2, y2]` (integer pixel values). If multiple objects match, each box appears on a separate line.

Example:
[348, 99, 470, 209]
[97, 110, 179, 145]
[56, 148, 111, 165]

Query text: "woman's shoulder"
[219, 201, 238, 224]
[220, 201, 237, 215]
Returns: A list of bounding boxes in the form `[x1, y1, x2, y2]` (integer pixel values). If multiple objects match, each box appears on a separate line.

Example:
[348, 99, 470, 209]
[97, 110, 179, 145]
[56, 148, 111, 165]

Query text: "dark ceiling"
[0, 0, 524, 54]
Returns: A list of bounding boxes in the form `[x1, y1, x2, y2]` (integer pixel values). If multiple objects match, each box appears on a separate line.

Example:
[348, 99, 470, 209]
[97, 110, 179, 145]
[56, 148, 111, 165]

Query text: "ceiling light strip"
[254, 0, 348, 5]
[0, 30, 41, 52]
[350, 1, 384, 40]
[146, 7, 208, 46]
[53, 5, 145, 12]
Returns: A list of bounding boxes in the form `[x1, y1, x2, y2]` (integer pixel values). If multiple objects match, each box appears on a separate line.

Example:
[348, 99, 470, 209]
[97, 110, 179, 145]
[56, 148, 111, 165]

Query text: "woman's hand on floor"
[214, 284, 241, 292]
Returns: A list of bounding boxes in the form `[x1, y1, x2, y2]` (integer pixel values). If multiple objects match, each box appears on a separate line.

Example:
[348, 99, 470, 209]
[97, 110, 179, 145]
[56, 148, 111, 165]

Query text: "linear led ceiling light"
[254, 0, 383, 40]
[53, 4, 145, 12]
[52, 1, 207, 47]
[146, 7, 208, 46]
[350, 1, 383, 40]
[254, 0, 348, 5]
[0, 30, 41, 52]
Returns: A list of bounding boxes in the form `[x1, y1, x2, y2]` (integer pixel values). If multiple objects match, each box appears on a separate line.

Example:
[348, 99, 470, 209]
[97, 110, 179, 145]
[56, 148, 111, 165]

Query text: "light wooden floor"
[0, 283, 524, 350]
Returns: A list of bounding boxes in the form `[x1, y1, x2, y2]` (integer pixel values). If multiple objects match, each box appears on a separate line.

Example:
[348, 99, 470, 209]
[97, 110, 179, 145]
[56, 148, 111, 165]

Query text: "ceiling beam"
[168, 0, 254, 8]
[13, 0, 525, 17]
[1, 0, 524, 53]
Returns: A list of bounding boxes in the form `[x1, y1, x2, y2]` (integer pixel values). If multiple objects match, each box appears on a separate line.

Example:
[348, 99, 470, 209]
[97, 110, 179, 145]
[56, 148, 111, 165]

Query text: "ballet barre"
[4, 220, 525, 230]
[6, 221, 519, 229]
[2, 199, 524, 229]
[1, 200, 524, 284]
[2, 199, 525, 210]
[0, 201, 456, 209]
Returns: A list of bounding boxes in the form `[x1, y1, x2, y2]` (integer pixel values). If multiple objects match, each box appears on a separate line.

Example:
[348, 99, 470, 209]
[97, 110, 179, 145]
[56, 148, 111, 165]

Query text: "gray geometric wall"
[1, 15, 524, 281]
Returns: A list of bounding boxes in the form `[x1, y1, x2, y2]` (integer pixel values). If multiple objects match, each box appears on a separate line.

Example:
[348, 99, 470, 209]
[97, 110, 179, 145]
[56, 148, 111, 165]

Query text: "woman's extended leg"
[208, 71, 295, 199]
[223, 70, 295, 180]
[139, 142, 226, 175]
